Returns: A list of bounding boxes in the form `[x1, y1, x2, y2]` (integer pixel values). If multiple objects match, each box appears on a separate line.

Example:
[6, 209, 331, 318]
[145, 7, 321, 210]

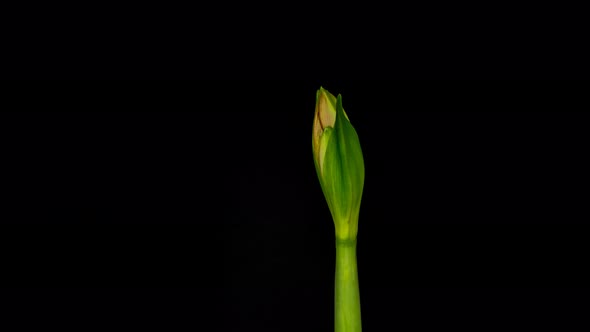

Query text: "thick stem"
[335, 238, 361, 332]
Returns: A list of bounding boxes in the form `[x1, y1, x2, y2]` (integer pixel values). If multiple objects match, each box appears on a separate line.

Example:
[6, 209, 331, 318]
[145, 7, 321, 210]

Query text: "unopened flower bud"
[312, 87, 365, 240]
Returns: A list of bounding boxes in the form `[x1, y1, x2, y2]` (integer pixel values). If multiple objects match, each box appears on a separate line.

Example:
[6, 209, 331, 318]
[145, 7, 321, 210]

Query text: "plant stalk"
[335, 238, 361, 332]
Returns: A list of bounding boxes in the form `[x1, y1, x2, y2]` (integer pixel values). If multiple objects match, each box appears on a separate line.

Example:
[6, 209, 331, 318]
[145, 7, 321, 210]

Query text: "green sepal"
[314, 126, 335, 222]
[321, 94, 365, 240]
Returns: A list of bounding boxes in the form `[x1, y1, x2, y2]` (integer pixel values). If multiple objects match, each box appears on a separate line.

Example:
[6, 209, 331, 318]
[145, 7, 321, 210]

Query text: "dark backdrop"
[1, 81, 588, 331]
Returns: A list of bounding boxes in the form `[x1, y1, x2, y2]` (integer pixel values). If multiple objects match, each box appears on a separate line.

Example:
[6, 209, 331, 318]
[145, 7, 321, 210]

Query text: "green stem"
[335, 238, 362, 332]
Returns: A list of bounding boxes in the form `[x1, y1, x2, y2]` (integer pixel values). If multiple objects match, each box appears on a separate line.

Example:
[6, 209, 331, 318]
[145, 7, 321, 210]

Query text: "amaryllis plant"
[312, 87, 365, 332]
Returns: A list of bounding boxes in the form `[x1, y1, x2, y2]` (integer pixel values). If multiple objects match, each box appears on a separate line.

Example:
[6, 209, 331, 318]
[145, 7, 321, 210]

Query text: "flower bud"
[312, 87, 365, 240]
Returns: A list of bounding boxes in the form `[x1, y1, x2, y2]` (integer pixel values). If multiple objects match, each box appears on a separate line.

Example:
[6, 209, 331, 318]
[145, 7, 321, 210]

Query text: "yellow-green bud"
[312, 87, 365, 241]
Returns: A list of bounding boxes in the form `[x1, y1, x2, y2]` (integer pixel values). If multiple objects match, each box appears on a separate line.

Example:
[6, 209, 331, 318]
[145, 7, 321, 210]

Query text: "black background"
[1, 81, 589, 331]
